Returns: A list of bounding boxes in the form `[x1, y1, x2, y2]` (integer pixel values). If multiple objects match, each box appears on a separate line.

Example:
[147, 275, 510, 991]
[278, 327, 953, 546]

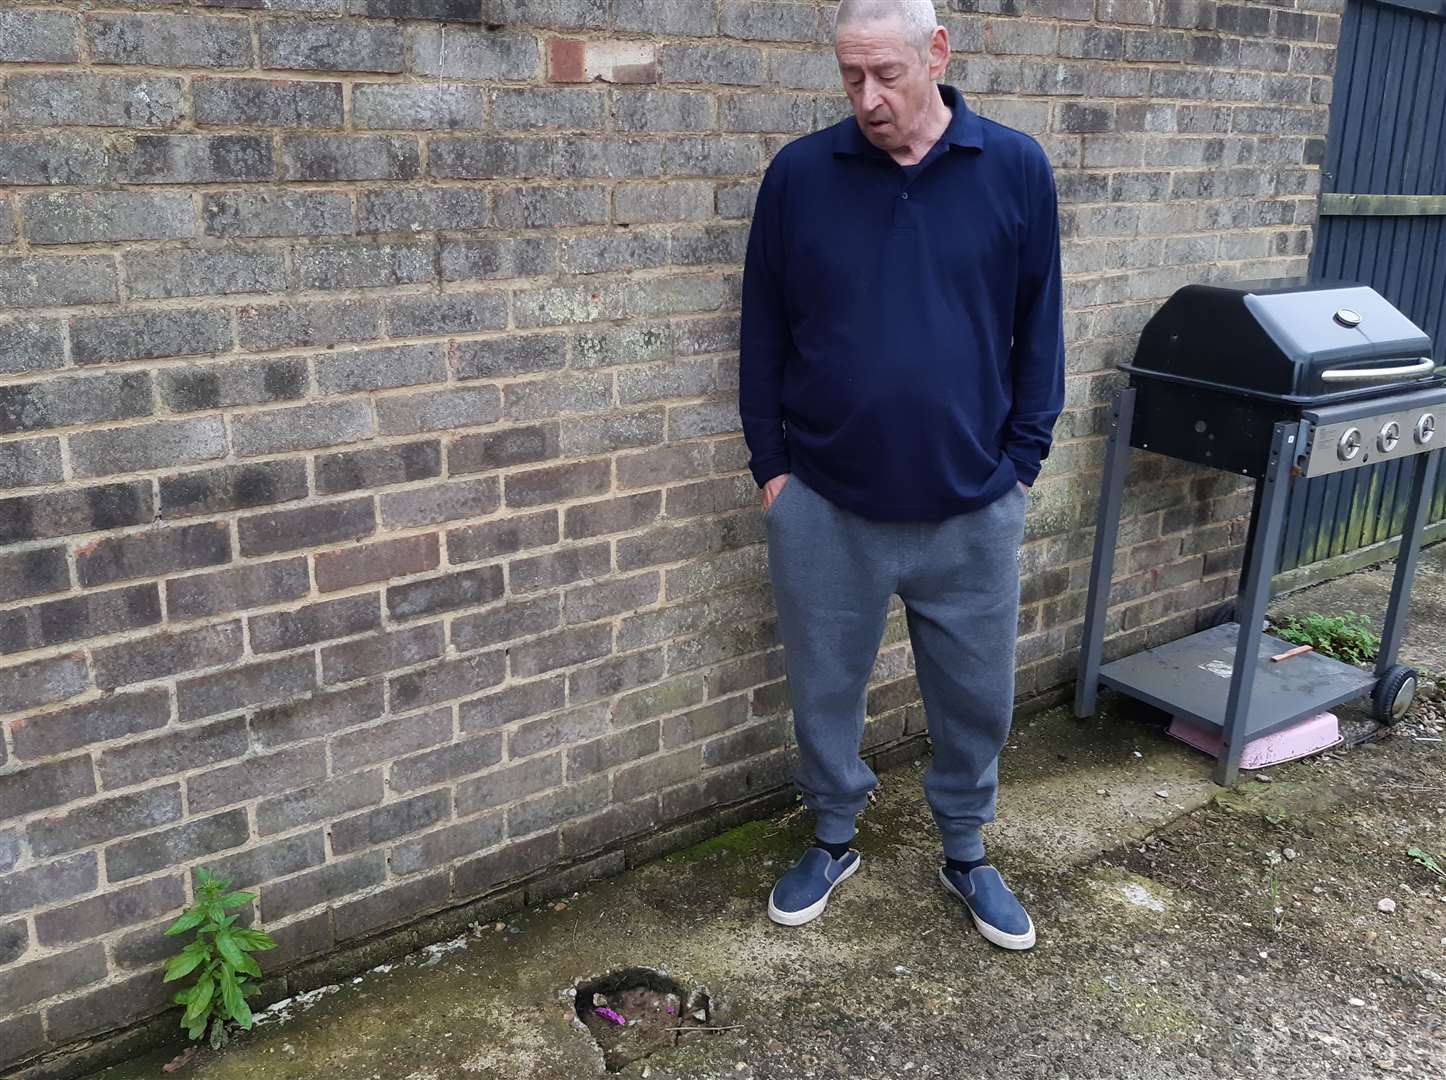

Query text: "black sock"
[945, 856, 989, 875]
[813, 837, 853, 860]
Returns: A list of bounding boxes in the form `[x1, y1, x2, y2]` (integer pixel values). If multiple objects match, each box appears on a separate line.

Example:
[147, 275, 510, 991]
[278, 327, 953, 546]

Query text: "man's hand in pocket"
[763, 474, 791, 511]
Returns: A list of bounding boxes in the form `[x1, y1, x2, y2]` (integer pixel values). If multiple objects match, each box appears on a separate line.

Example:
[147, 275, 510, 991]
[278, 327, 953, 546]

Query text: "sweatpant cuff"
[813, 812, 859, 847]
[941, 832, 985, 862]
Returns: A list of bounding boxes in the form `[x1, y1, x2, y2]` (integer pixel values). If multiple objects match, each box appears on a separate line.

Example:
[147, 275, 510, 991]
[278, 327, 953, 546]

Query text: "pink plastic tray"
[1168, 711, 1342, 770]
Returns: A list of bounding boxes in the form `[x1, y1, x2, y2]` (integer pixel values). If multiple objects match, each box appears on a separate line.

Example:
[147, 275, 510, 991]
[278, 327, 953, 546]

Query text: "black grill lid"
[1127, 280, 1436, 401]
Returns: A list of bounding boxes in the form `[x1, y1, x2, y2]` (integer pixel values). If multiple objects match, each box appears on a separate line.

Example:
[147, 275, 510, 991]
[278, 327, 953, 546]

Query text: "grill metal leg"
[1376, 448, 1441, 675]
[1074, 387, 1136, 719]
[1215, 422, 1299, 787]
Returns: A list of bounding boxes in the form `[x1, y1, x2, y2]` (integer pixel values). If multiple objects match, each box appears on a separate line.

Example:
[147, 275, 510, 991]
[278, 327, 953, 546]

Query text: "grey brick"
[126, 247, 287, 301]
[451, 594, 561, 652]
[671, 224, 748, 267]
[565, 491, 661, 539]
[71, 310, 229, 367]
[159, 460, 309, 519]
[0, 546, 69, 604]
[614, 0, 716, 33]
[501, 370, 613, 418]
[491, 88, 604, 131]
[451, 423, 560, 475]
[721, 2, 815, 42]
[70, 418, 228, 480]
[389, 651, 506, 711]
[0, 921, 28, 967]
[237, 299, 380, 352]
[560, 410, 664, 456]
[391, 734, 502, 793]
[560, 232, 669, 276]
[316, 533, 441, 594]
[613, 180, 713, 226]
[376, 385, 500, 437]
[507, 699, 609, 757]
[381, 476, 500, 529]
[661, 136, 762, 177]
[566, 721, 659, 781]
[167, 557, 310, 620]
[113, 135, 275, 184]
[188, 744, 328, 813]
[21, 193, 189, 248]
[165, 358, 308, 414]
[204, 831, 325, 891]
[204, 190, 354, 238]
[388, 566, 503, 621]
[426, 136, 554, 179]
[321, 624, 445, 685]
[390, 813, 504, 876]
[333, 871, 450, 940]
[290, 241, 430, 292]
[0, 10, 79, 62]
[0, 319, 64, 377]
[0, 833, 17, 875]
[175, 655, 316, 721]
[0, 944, 106, 1017]
[259, 19, 403, 72]
[0, 199, 11, 245]
[1, 74, 184, 129]
[249, 594, 381, 654]
[409, 27, 541, 79]
[618, 359, 716, 405]
[453, 831, 558, 896]
[195, 78, 344, 127]
[0, 135, 107, 187]
[458, 676, 564, 734]
[455, 753, 560, 815]
[2, 654, 90, 716]
[73, 520, 229, 586]
[258, 774, 385, 838]
[447, 508, 556, 566]
[261, 852, 386, 921]
[440, 237, 557, 283]
[233, 400, 374, 457]
[358, 189, 488, 233]
[454, 334, 565, 383]
[105, 810, 248, 882]
[253, 681, 385, 748]
[662, 44, 763, 86]
[97, 716, 247, 788]
[329, 707, 451, 773]
[332, 790, 449, 855]
[0, 255, 117, 308]
[29, 787, 182, 859]
[479, 0, 607, 28]
[0, 854, 96, 919]
[616, 671, 706, 723]
[280, 136, 420, 181]
[87, 13, 251, 67]
[493, 185, 608, 228]
[355, 83, 488, 131]
[505, 460, 611, 509]
[564, 572, 659, 625]
[510, 624, 612, 678]
[385, 292, 508, 338]
[0, 481, 153, 545]
[351, 0, 481, 17]
[553, 136, 664, 178]
[316, 343, 447, 394]
[36, 876, 184, 947]
[0, 583, 162, 655]
[613, 90, 714, 133]
[0, 438, 63, 490]
[507, 774, 607, 836]
[93, 623, 242, 690]
[316, 440, 441, 495]
[720, 92, 814, 133]
[768, 48, 838, 90]
[572, 323, 674, 369]
[0, 757, 96, 821]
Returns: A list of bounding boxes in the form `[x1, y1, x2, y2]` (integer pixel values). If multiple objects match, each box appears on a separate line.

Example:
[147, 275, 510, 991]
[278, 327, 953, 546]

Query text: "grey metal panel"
[1285, 0, 1446, 571]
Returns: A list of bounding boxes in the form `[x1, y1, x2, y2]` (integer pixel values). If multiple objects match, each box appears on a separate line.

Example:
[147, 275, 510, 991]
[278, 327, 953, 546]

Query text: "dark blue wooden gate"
[1280, 0, 1446, 571]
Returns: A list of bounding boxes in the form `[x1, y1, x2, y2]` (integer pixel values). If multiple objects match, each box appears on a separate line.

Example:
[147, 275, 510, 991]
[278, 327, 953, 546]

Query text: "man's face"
[836, 19, 949, 152]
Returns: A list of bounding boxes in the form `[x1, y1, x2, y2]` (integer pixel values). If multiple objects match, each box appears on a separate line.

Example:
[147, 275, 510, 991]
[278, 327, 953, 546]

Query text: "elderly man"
[739, 0, 1065, 948]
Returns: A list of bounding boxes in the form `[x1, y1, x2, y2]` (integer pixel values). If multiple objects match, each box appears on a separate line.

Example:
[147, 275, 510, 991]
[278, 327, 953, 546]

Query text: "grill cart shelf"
[1075, 281, 1442, 786]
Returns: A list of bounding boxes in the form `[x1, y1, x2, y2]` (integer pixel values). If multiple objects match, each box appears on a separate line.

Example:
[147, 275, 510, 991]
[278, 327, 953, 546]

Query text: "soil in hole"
[573, 967, 714, 1073]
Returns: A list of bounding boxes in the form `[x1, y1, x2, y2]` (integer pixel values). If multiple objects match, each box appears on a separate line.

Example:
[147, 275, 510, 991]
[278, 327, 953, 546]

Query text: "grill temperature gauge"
[1378, 421, 1401, 453]
[1338, 428, 1363, 462]
[1417, 414, 1437, 445]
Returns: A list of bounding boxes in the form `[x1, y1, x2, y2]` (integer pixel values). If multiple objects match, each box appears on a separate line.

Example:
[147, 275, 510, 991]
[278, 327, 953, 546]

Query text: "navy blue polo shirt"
[739, 84, 1066, 522]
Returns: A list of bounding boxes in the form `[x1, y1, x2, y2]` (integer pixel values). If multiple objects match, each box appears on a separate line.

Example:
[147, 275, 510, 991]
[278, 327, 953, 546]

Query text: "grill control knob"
[1338, 428, 1363, 462]
[1378, 421, 1401, 453]
[1417, 414, 1437, 445]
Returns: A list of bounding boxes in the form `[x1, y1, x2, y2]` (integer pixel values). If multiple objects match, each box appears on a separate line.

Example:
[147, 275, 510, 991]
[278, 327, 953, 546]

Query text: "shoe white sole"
[767, 856, 860, 927]
[938, 868, 1037, 950]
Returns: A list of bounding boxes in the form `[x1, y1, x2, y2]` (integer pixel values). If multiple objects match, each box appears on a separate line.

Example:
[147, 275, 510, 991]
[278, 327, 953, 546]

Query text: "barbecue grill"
[1074, 280, 1443, 785]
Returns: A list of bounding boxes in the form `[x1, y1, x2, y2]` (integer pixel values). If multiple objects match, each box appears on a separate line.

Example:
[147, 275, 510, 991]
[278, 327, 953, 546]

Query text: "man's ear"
[927, 26, 950, 81]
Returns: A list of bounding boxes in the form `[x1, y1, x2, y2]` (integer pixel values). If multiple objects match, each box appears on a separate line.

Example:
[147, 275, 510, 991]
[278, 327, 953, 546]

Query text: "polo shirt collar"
[832, 84, 985, 158]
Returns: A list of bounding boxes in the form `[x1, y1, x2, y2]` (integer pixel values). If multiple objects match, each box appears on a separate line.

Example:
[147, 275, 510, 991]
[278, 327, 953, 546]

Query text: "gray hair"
[833, 0, 941, 51]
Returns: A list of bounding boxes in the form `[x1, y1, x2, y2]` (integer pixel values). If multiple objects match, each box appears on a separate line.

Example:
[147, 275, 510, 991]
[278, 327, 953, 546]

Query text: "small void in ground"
[570, 967, 716, 1073]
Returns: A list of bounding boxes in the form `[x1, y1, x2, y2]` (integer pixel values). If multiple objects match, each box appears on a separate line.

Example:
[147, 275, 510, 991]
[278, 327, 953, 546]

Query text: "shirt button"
[901, 192, 910, 200]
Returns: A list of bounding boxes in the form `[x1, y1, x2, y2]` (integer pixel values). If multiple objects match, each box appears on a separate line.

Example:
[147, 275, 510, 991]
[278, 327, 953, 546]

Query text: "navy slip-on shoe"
[939, 865, 1037, 950]
[767, 847, 861, 927]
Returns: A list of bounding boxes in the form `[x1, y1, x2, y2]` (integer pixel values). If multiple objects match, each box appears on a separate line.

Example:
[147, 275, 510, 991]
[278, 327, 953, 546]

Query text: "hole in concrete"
[572, 967, 715, 1073]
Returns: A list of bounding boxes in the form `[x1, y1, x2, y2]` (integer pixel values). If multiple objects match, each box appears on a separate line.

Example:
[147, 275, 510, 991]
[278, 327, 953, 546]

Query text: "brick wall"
[0, 0, 1338, 1069]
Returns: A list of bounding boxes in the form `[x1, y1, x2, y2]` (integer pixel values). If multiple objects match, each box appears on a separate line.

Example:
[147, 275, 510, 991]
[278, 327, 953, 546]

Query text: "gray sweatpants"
[765, 476, 1026, 862]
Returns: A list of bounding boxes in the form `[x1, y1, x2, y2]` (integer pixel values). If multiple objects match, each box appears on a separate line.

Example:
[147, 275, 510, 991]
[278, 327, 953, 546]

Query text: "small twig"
[677, 1024, 746, 1033]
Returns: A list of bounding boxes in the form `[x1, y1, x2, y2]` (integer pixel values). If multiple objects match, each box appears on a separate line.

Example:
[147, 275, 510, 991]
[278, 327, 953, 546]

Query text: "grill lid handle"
[1319, 357, 1437, 383]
